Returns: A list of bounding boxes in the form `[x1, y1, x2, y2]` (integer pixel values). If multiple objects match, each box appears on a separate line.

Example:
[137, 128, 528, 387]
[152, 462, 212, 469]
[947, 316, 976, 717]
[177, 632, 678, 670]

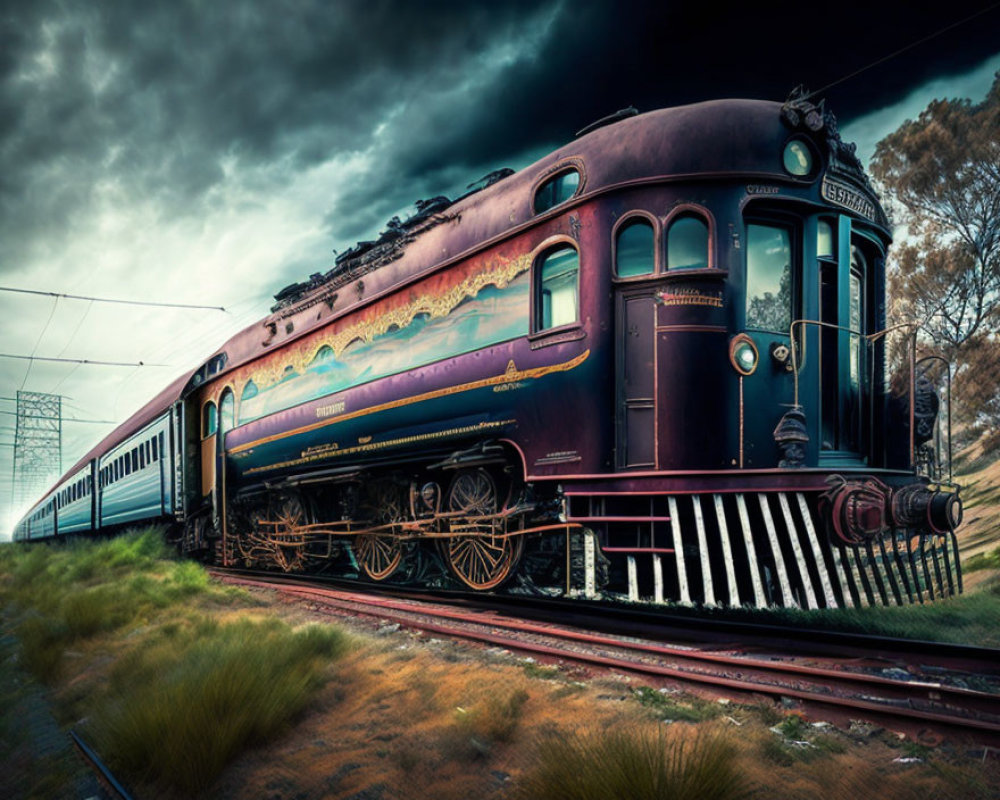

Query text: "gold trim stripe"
[230, 349, 590, 455]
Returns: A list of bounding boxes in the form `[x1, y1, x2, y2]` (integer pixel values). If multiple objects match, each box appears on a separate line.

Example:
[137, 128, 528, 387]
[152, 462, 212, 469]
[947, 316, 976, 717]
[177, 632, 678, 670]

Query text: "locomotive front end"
[567, 94, 963, 609]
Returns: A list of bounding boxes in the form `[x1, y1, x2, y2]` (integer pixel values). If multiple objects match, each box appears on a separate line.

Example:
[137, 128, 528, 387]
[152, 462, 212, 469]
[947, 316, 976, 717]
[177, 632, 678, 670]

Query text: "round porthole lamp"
[782, 138, 813, 176]
[730, 334, 759, 376]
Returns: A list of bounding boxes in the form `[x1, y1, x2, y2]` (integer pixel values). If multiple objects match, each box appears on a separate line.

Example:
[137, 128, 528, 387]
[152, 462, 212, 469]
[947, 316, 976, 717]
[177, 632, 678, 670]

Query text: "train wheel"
[355, 479, 406, 581]
[271, 493, 308, 572]
[354, 534, 403, 580]
[443, 468, 523, 591]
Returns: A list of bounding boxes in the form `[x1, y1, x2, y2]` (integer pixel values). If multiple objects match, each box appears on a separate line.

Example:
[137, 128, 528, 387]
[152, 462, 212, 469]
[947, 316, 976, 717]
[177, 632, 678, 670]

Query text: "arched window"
[202, 401, 217, 439]
[534, 169, 581, 214]
[219, 389, 235, 434]
[535, 245, 579, 331]
[615, 218, 655, 278]
[666, 214, 709, 270]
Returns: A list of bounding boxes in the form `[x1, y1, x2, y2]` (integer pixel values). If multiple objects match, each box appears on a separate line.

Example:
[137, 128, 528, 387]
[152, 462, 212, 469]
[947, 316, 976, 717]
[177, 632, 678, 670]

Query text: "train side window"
[615, 218, 655, 278]
[535, 245, 579, 331]
[817, 219, 836, 259]
[159, 432, 165, 462]
[139, 446, 146, 469]
[533, 168, 581, 214]
[666, 214, 710, 270]
[745, 223, 793, 333]
[203, 401, 218, 439]
[132, 450, 138, 472]
[220, 388, 235, 433]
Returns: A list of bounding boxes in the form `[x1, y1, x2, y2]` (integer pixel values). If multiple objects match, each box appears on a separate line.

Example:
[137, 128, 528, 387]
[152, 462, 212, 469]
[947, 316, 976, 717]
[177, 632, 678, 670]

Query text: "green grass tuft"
[632, 686, 721, 722]
[964, 547, 1000, 572]
[0, 527, 218, 683]
[94, 618, 351, 795]
[516, 726, 751, 800]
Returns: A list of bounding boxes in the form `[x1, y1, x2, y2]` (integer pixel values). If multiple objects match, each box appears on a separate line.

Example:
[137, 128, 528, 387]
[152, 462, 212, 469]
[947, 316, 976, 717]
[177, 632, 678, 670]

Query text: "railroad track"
[212, 569, 1000, 743]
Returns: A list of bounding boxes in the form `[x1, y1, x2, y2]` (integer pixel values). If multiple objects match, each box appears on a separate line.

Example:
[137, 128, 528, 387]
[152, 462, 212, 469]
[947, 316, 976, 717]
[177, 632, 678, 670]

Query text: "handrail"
[787, 319, 932, 469]
[915, 355, 954, 485]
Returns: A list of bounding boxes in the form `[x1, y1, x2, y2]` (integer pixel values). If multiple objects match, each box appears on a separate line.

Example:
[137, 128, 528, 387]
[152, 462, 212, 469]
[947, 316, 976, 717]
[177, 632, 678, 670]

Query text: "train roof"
[193, 96, 886, 395]
[60, 367, 196, 479]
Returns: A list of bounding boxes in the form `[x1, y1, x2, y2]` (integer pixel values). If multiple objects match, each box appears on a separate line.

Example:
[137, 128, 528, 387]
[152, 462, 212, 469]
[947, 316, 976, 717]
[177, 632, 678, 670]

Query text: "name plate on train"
[821, 177, 876, 221]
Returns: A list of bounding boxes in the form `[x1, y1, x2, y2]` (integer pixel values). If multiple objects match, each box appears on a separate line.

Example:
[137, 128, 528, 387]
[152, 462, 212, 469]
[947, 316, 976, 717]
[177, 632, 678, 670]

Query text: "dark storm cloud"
[395, 0, 1000, 174]
[321, 0, 1000, 249]
[1, 0, 997, 272]
[0, 0, 553, 269]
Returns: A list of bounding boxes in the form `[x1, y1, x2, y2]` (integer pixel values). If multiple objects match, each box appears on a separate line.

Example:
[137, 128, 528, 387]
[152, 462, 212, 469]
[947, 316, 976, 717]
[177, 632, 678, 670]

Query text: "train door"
[818, 218, 875, 462]
[616, 290, 657, 468]
[200, 399, 217, 504]
[217, 389, 234, 536]
[614, 217, 658, 469]
[742, 219, 798, 465]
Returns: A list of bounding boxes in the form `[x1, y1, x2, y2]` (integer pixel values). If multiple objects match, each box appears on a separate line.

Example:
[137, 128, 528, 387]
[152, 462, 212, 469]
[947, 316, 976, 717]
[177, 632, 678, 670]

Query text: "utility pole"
[12, 391, 62, 512]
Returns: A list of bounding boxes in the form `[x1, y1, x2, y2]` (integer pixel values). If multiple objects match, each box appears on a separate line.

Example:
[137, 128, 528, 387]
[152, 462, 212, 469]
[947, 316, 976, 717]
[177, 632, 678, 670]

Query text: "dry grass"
[515, 724, 751, 800]
[3, 534, 999, 799]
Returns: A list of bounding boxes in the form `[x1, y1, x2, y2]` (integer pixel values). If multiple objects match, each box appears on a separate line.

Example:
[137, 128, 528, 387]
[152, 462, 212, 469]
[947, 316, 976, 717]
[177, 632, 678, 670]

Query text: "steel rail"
[215, 572, 1000, 740]
[70, 730, 134, 800]
[212, 567, 1000, 670]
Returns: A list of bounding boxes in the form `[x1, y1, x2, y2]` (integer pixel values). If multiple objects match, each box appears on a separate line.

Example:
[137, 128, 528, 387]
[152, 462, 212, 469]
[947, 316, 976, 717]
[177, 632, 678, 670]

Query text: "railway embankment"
[2, 527, 999, 799]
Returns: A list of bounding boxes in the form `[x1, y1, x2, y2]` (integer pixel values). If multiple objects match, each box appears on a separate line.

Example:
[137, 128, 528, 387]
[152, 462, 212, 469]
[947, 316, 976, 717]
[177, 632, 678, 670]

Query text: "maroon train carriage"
[14, 92, 963, 610]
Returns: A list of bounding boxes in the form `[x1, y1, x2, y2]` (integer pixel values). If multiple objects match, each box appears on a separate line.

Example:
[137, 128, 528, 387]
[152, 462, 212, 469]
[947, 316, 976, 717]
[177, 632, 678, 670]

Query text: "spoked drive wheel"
[354, 534, 403, 581]
[442, 468, 523, 591]
[355, 479, 406, 581]
[270, 493, 308, 572]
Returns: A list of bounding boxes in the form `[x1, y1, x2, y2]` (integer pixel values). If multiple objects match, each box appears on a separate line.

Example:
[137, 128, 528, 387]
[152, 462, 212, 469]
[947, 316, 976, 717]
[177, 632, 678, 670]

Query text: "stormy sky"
[1, 0, 999, 534]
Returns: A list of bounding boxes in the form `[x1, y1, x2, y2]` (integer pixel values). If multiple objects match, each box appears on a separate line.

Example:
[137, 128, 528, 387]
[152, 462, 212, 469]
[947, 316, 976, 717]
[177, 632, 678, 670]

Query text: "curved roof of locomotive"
[200, 97, 853, 383]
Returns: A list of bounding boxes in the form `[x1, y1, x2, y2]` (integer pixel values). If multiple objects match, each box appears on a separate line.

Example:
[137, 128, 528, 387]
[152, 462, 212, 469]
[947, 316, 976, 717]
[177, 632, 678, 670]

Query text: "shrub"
[94, 619, 351, 795]
[516, 725, 750, 800]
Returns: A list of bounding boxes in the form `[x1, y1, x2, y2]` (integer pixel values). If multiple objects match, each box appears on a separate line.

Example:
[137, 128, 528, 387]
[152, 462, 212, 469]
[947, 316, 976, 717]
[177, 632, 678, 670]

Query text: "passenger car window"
[536, 245, 579, 331]
[220, 389, 235, 433]
[203, 401, 218, 438]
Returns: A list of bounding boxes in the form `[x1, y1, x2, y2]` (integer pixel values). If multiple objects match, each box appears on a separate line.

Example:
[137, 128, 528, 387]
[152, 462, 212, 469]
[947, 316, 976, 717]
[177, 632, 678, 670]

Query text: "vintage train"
[13, 91, 964, 609]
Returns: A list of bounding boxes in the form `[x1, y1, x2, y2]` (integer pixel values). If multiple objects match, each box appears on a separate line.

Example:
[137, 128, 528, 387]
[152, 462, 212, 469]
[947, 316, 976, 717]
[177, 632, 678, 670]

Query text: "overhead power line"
[0, 410, 115, 423]
[0, 285, 227, 312]
[0, 353, 168, 367]
[807, 2, 1000, 98]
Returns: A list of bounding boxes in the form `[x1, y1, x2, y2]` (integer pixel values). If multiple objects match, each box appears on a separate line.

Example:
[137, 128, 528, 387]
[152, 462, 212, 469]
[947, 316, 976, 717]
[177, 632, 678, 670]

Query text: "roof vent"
[576, 106, 638, 138]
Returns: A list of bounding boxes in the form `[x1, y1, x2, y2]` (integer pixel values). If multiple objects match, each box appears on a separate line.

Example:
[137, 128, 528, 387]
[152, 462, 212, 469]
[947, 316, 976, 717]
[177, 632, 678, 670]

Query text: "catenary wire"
[0, 285, 226, 311]
[806, 2, 1000, 99]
